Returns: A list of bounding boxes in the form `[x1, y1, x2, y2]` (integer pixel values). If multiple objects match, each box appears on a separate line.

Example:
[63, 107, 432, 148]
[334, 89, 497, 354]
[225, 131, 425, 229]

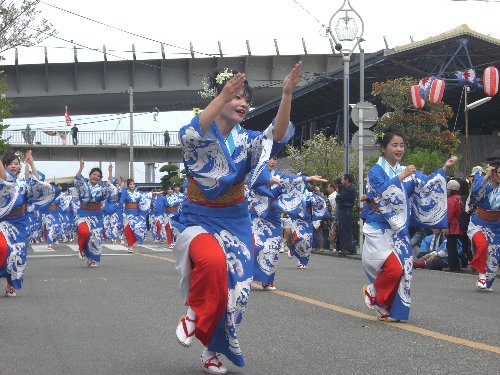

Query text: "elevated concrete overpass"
[6, 129, 182, 179]
[2, 53, 341, 118]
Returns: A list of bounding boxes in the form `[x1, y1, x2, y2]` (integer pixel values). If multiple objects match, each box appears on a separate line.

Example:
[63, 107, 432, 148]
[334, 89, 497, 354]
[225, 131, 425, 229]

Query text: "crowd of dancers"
[1, 61, 498, 375]
[0, 154, 186, 293]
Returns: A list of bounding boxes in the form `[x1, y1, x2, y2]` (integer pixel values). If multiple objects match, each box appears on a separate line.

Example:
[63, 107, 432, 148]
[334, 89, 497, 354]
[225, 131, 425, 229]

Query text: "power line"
[290, 0, 324, 26]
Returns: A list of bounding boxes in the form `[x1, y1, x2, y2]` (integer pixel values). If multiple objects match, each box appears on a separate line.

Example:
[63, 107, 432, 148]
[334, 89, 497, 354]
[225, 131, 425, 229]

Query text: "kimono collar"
[88, 182, 101, 197]
[377, 157, 403, 179]
[225, 124, 241, 156]
[5, 169, 18, 183]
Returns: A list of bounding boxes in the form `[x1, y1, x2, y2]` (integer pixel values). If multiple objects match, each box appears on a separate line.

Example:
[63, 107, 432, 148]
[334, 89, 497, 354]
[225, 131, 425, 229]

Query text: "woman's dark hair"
[206, 68, 253, 103]
[376, 124, 407, 149]
[89, 167, 103, 179]
[126, 178, 135, 187]
[2, 150, 20, 166]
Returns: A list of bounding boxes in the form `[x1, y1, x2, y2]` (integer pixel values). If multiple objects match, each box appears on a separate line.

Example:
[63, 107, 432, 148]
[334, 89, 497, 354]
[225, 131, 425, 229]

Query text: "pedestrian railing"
[2, 129, 180, 147]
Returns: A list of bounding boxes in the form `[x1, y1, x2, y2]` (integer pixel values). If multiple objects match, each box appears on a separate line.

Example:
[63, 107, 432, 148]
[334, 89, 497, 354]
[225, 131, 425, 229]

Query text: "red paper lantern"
[429, 79, 445, 104]
[483, 66, 498, 96]
[411, 85, 425, 109]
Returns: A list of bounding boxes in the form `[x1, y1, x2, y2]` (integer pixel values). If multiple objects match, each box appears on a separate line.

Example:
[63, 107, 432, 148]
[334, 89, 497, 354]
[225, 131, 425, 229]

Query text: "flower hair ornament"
[199, 68, 234, 99]
[15, 151, 25, 163]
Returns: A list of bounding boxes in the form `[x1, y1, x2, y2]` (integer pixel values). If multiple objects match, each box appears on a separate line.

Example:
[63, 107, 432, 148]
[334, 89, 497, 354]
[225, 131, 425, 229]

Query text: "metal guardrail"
[2, 129, 180, 147]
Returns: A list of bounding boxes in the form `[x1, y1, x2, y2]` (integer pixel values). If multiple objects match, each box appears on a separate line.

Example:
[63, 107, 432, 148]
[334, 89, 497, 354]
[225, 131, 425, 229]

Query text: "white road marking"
[136, 244, 172, 252]
[28, 253, 133, 259]
[30, 244, 55, 252]
[103, 244, 128, 251]
[67, 244, 80, 252]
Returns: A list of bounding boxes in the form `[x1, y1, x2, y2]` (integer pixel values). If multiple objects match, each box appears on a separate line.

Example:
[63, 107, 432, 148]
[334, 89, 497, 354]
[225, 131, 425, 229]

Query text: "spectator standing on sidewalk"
[71, 124, 79, 145]
[326, 182, 338, 251]
[445, 179, 466, 271]
[336, 173, 355, 256]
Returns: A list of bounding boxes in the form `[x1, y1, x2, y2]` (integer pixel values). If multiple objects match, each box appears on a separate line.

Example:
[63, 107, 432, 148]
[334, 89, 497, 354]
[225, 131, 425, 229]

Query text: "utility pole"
[128, 87, 134, 179]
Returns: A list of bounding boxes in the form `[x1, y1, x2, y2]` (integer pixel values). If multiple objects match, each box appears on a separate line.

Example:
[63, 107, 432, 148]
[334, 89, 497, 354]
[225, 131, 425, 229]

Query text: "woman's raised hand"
[443, 155, 458, 172]
[306, 175, 328, 183]
[219, 73, 246, 102]
[24, 150, 33, 164]
[484, 165, 494, 179]
[269, 176, 281, 186]
[79, 158, 85, 170]
[283, 61, 302, 96]
[400, 165, 416, 180]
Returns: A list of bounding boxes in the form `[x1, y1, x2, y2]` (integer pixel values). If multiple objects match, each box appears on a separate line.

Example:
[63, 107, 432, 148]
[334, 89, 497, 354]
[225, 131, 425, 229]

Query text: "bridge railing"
[2, 129, 180, 147]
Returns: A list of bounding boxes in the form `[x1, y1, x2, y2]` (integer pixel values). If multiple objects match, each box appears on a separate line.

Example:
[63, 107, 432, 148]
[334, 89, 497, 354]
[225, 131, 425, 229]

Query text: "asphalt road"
[0, 240, 498, 375]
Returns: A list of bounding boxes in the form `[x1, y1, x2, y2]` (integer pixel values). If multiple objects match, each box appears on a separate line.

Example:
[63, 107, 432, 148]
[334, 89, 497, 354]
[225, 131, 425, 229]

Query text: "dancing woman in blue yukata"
[0, 150, 60, 296]
[173, 62, 302, 374]
[361, 125, 458, 322]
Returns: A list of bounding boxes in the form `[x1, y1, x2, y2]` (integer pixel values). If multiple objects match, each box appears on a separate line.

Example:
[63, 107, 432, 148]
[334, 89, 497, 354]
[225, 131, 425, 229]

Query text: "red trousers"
[156, 220, 162, 238]
[77, 222, 90, 254]
[165, 222, 173, 245]
[0, 233, 8, 270]
[187, 233, 228, 346]
[374, 253, 403, 308]
[470, 232, 488, 274]
[124, 224, 137, 247]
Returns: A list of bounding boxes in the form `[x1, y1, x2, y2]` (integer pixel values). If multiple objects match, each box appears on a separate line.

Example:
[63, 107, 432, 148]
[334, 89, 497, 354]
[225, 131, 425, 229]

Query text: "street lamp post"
[328, 0, 364, 174]
[128, 87, 134, 179]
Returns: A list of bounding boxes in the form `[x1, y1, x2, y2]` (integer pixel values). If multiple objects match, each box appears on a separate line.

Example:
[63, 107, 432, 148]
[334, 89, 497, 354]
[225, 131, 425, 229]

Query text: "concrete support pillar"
[115, 149, 130, 180]
[144, 162, 155, 183]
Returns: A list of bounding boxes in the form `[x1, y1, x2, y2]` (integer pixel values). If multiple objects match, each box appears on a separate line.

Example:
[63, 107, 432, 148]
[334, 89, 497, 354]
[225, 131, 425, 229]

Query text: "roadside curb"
[311, 249, 500, 276]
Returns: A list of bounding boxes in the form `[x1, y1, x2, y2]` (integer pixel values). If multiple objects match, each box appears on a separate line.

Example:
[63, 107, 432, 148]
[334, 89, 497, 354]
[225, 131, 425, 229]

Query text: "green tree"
[0, 1, 55, 154]
[0, 77, 15, 154]
[0, 0, 54, 53]
[286, 132, 358, 184]
[372, 77, 460, 166]
[286, 132, 361, 241]
[159, 164, 184, 188]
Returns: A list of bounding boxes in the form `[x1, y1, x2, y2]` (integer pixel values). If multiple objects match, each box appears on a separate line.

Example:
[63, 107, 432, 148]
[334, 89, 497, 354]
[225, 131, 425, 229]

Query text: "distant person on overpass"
[71, 124, 79, 145]
[164, 129, 170, 147]
[24, 124, 34, 145]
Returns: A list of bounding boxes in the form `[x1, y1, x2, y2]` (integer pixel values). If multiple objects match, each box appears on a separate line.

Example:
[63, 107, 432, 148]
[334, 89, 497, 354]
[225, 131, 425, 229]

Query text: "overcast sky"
[3, 0, 500, 181]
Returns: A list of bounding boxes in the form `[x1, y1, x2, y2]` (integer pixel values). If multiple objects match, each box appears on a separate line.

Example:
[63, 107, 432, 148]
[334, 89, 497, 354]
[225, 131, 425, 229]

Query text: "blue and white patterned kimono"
[174, 116, 294, 367]
[121, 188, 152, 244]
[289, 190, 330, 266]
[150, 194, 166, 241]
[467, 171, 500, 289]
[103, 190, 123, 242]
[0, 171, 59, 289]
[58, 192, 73, 241]
[45, 195, 62, 244]
[26, 203, 41, 243]
[250, 173, 308, 284]
[74, 175, 117, 262]
[363, 157, 448, 321]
